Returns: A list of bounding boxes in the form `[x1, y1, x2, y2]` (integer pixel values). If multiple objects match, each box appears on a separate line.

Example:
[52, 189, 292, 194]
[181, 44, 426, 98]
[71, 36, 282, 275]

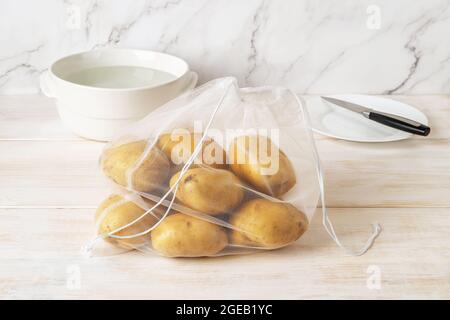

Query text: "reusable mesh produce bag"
[85, 77, 380, 257]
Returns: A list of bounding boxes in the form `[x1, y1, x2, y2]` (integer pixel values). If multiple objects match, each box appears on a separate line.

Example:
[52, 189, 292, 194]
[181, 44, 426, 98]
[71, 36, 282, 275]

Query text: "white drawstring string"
[294, 93, 381, 256]
[316, 154, 381, 255]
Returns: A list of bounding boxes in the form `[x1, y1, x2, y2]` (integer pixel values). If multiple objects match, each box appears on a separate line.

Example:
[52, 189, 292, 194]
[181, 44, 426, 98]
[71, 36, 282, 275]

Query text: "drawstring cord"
[294, 93, 381, 256]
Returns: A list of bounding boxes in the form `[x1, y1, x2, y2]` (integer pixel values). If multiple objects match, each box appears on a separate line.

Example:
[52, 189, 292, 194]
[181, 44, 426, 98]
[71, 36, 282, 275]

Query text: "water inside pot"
[65, 65, 176, 89]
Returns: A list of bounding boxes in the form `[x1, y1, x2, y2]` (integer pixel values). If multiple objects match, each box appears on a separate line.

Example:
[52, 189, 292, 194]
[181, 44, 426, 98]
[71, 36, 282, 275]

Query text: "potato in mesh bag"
[101, 140, 170, 193]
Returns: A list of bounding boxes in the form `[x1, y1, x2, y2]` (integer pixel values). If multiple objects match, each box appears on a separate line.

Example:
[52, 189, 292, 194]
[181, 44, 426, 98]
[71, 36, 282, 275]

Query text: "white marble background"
[0, 0, 449, 94]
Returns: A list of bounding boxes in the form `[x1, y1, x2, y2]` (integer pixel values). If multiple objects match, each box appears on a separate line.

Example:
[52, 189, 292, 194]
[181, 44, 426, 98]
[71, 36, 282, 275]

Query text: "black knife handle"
[368, 111, 430, 136]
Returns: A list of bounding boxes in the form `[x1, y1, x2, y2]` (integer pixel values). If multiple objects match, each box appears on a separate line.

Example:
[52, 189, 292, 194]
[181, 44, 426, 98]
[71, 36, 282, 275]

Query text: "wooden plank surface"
[318, 138, 450, 207]
[0, 95, 80, 140]
[0, 208, 448, 299]
[0, 94, 449, 299]
[0, 141, 106, 207]
[1, 138, 449, 208]
[0, 95, 449, 140]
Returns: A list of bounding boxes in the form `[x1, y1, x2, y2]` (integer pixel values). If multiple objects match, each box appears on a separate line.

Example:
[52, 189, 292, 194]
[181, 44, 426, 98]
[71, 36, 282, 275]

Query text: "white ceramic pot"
[40, 49, 197, 141]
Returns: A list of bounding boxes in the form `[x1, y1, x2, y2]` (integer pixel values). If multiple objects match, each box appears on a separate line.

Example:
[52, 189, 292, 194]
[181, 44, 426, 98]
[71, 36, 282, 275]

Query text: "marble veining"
[0, 0, 449, 94]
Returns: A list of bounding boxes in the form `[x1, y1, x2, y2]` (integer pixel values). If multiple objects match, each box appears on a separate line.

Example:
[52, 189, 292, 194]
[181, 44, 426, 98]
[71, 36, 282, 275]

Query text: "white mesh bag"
[85, 77, 380, 258]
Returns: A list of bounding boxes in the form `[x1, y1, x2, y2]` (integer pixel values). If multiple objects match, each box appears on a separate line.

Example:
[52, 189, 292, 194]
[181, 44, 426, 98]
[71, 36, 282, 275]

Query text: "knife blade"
[321, 96, 430, 136]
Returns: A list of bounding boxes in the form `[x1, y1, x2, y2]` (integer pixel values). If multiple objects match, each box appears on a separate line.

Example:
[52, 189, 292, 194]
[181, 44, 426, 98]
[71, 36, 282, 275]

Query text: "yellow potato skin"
[95, 194, 160, 249]
[157, 132, 227, 170]
[229, 135, 296, 197]
[229, 199, 308, 248]
[101, 140, 170, 193]
[151, 213, 228, 257]
[170, 167, 244, 215]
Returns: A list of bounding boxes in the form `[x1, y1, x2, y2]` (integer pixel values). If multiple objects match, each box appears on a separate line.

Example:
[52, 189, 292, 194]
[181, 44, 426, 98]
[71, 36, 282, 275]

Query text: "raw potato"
[170, 167, 244, 215]
[229, 199, 308, 248]
[101, 140, 170, 193]
[158, 131, 227, 170]
[95, 194, 162, 249]
[151, 213, 228, 257]
[229, 135, 296, 197]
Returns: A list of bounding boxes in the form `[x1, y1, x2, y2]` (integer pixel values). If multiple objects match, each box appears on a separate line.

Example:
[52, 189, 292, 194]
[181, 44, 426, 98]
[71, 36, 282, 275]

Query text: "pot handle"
[183, 71, 198, 91]
[39, 71, 55, 98]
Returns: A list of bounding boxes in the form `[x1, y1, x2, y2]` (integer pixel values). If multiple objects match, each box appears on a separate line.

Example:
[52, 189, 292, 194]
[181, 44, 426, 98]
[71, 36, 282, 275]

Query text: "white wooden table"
[0, 95, 449, 299]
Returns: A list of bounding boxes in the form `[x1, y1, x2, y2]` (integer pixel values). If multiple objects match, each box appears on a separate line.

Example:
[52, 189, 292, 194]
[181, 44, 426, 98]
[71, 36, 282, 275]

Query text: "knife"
[321, 96, 430, 136]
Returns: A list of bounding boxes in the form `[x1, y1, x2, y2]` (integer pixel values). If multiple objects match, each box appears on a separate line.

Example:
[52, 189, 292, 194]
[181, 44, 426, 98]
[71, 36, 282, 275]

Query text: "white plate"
[304, 94, 429, 142]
